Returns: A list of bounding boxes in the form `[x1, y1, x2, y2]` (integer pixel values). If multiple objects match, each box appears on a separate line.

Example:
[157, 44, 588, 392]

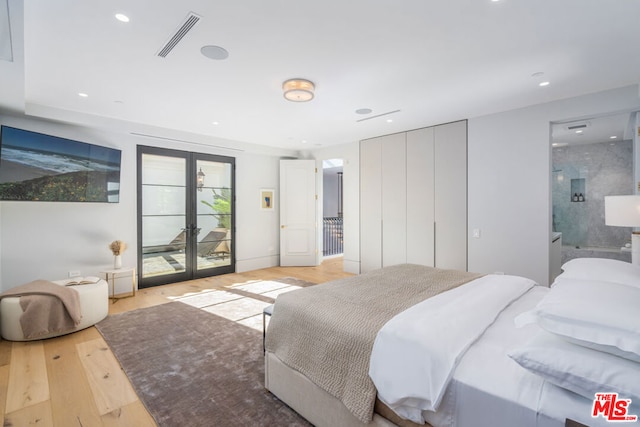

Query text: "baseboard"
[236, 255, 279, 273]
[343, 259, 360, 274]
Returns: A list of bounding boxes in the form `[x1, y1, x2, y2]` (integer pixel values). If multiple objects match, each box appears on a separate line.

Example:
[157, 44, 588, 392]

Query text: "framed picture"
[260, 188, 275, 210]
[0, 126, 121, 202]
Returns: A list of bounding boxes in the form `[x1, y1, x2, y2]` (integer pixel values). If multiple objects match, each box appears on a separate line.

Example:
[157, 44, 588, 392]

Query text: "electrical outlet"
[68, 270, 81, 278]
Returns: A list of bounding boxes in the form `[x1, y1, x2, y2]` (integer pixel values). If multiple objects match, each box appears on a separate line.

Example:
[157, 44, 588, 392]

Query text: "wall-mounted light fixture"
[197, 167, 205, 191]
[283, 78, 315, 102]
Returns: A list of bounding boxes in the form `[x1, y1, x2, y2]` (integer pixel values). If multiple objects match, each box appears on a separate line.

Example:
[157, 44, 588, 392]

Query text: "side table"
[101, 267, 136, 300]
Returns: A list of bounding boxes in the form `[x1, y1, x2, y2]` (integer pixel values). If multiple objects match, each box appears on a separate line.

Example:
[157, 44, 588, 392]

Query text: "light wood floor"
[0, 257, 351, 427]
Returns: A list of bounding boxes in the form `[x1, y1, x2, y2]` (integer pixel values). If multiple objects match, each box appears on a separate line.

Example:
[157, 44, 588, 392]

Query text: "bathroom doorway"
[551, 112, 636, 267]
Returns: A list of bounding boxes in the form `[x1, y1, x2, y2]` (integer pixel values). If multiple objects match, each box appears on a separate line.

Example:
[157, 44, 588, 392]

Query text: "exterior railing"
[323, 217, 344, 256]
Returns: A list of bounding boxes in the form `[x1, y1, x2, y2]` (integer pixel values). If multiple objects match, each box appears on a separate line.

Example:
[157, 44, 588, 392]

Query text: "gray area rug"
[96, 296, 312, 426]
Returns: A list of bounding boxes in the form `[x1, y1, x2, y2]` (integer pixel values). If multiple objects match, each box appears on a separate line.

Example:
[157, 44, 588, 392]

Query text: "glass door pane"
[138, 147, 235, 287]
[140, 152, 188, 281]
[195, 158, 233, 274]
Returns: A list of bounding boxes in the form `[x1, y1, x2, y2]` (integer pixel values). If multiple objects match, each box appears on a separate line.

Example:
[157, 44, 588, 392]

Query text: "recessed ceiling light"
[115, 13, 130, 23]
[78, 92, 88, 97]
[539, 81, 550, 87]
[301, 140, 308, 144]
[575, 130, 583, 134]
[386, 119, 393, 123]
[356, 108, 373, 115]
[212, 121, 219, 125]
[610, 135, 617, 139]
[201, 45, 229, 61]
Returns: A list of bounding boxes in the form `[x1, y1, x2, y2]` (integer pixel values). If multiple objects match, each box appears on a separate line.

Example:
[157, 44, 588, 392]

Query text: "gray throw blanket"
[0, 280, 82, 339]
[265, 264, 483, 423]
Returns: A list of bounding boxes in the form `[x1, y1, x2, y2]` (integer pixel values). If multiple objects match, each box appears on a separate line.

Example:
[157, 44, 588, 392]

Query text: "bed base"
[265, 351, 424, 427]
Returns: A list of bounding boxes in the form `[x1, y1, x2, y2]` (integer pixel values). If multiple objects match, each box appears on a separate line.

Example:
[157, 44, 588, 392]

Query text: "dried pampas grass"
[109, 240, 127, 256]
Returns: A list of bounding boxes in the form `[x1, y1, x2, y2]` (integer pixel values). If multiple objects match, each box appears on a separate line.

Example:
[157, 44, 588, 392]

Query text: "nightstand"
[101, 267, 136, 300]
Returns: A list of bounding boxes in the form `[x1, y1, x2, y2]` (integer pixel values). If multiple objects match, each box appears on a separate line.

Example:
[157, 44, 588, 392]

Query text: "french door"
[137, 146, 235, 288]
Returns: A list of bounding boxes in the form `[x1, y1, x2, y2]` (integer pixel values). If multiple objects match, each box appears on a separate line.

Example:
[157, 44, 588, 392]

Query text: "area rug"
[96, 300, 312, 426]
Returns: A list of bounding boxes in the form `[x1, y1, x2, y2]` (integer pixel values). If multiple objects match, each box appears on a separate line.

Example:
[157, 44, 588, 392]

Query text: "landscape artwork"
[0, 126, 121, 202]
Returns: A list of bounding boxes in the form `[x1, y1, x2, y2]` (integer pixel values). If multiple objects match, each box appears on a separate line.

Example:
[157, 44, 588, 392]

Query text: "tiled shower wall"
[552, 139, 633, 249]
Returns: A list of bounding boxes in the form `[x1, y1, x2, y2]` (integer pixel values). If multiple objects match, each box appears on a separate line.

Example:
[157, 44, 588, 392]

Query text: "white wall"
[305, 142, 360, 273]
[468, 85, 640, 286]
[234, 152, 281, 272]
[0, 113, 296, 291]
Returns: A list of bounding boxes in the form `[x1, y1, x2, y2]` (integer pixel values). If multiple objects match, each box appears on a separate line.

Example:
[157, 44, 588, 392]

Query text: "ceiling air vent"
[157, 12, 201, 58]
[566, 122, 590, 131]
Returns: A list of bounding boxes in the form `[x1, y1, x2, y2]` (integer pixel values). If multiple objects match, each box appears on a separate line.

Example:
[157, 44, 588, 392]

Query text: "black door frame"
[137, 145, 236, 288]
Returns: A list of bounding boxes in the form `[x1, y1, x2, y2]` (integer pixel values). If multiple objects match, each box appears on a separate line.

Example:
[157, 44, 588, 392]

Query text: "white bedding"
[369, 273, 637, 427]
[369, 274, 536, 423]
[428, 284, 637, 427]
[373, 281, 632, 427]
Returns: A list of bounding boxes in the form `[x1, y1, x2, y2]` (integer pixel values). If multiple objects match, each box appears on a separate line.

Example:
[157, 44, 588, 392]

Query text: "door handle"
[182, 224, 201, 236]
[281, 225, 286, 229]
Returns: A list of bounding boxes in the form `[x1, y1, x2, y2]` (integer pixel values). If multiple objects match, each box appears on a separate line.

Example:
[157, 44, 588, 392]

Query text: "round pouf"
[0, 279, 109, 341]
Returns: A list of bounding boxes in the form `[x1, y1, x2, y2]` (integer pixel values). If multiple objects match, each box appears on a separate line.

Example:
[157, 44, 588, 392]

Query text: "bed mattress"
[265, 265, 632, 427]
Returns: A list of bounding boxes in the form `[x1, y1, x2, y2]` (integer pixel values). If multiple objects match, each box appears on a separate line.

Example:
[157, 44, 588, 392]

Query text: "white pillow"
[509, 330, 640, 402]
[515, 278, 640, 362]
[558, 258, 640, 288]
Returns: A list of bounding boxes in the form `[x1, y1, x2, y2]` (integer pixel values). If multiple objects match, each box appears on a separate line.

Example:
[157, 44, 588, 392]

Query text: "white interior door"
[381, 132, 407, 267]
[434, 120, 467, 270]
[360, 138, 383, 272]
[280, 159, 318, 266]
[407, 127, 435, 266]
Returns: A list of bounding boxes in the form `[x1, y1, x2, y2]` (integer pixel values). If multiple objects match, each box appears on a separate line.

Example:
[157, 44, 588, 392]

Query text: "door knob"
[281, 225, 286, 229]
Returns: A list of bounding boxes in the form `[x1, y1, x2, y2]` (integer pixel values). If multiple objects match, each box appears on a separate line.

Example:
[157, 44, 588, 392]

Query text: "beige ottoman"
[0, 279, 109, 341]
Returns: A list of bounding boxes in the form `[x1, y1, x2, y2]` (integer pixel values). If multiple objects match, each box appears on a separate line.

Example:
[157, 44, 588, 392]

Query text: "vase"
[114, 254, 122, 269]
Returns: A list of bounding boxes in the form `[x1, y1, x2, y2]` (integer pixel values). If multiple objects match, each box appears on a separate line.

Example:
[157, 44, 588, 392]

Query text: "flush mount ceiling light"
[283, 79, 315, 102]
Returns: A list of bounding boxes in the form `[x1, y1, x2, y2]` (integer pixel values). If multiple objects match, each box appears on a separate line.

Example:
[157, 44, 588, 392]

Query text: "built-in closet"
[360, 120, 467, 273]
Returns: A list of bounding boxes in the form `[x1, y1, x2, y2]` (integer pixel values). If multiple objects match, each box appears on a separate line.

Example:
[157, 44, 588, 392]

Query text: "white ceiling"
[1, 0, 640, 150]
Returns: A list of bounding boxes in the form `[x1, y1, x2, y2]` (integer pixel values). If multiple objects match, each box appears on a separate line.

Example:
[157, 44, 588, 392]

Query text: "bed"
[264, 261, 640, 427]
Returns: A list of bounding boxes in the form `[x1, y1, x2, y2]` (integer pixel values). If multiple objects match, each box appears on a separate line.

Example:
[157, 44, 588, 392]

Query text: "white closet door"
[406, 127, 435, 266]
[360, 137, 383, 272]
[381, 132, 407, 267]
[434, 120, 467, 270]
